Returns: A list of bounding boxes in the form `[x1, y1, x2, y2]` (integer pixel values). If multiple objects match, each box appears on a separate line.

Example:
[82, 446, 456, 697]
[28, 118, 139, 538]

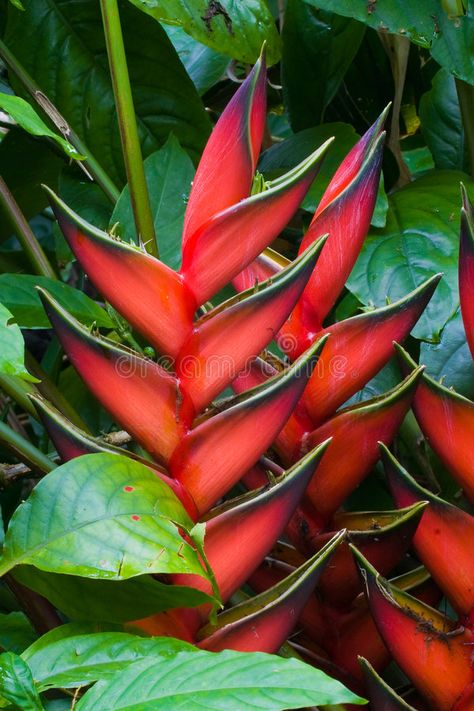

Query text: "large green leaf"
[347, 171, 474, 341]
[163, 25, 229, 96]
[128, 0, 281, 65]
[0, 275, 113, 329]
[22, 630, 194, 692]
[0, 92, 82, 159]
[258, 122, 388, 226]
[282, 0, 365, 129]
[419, 68, 465, 171]
[110, 135, 195, 269]
[76, 650, 366, 710]
[13, 566, 213, 623]
[0, 303, 36, 381]
[0, 612, 37, 654]
[0, 652, 43, 710]
[420, 308, 474, 399]
[305, 0, 474, 84]
[5, 0, 211, 187]
[0, 453, 210, 582]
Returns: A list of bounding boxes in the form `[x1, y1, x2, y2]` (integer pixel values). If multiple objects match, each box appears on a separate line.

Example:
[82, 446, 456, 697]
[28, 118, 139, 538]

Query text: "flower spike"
[459, 184, 474, 360]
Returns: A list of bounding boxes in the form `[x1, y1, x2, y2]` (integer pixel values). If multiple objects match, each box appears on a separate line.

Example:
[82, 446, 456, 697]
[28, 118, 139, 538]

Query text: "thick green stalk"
[0, 420, 55, 474]
[456, 78, 474, 179]
[99, 0, 158, 257]
[0, 38, 120, 204]
[0, 374, 37, 418]
[0, 176, 57, 278]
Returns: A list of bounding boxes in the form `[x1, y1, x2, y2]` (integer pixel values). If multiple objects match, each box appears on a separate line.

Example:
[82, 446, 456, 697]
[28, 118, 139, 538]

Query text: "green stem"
[99, 0, 158, 257]
[0, 420, 55, 474]
[0, 38, 120, 204]
[456, 78, 474, 179]
[0, 176, 57, 279]
[0, 374, 37, 418]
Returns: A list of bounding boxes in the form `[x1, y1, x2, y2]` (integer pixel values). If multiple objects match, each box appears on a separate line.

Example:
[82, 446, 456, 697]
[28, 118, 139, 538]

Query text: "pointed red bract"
[397, 344, 474, 504]
[459, 185, 474, 361]
[353, 548, 473, 711]
[299, 275, 441, 426]
[173, 440, 330, 606]
[298, 368, 423, 524]
[232, 249, 287, 293]
[279, 133, 385, 354]
[198, 532, 344, 653]
[31, 393, 198, 518]
[182, 54, 266, 244]
[180, 141, 333, 305]
[383, 444, 474, 618]
[38, 289, 182, 464]
[170, 336, 328, 514]
[176, 238, 327, 415]
[45, 188, 194, 359]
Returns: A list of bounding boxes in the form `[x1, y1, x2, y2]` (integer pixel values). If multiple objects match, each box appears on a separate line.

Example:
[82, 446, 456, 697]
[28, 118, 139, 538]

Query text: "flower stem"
[99, 0, 158, 257]
[0, 38, 120, 204]
[0, 176, 57, 279]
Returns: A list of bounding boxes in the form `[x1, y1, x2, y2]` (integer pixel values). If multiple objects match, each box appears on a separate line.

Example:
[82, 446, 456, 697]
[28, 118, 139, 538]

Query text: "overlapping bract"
[33, 54, 470, 707]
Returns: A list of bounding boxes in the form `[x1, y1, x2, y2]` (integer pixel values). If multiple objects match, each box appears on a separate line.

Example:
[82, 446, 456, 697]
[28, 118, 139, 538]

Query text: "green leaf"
[128, 0, 281, 65]
[347, 171, 474, 341]
[0, 275, 113, 329]
[22, 630, 195, 692]
[305, 0, 474, 84]
[163, 25, 229, 95]
[0, 92, 83, 160]
[13, 566, 213, 623]
[420, 308, 474, 399]
[0, 453, 210, 582]
[5, 0, 211, 187]
[0, 303, 36, 382]
[0, 652, 44, 710]
[343, 359, 402, 408]
[419, 68, 465, 171]
[258, 122, 388, 226]
[76, 650, 366, 710]
[0, 129, 63, 241]
[110, 135, 195, 269]
[282, 0, 365, 129]
[0, 613, 37, 654]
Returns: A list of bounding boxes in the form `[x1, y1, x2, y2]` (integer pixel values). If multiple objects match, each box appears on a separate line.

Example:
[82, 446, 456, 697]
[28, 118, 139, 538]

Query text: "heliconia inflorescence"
[27, 52, 474, 709]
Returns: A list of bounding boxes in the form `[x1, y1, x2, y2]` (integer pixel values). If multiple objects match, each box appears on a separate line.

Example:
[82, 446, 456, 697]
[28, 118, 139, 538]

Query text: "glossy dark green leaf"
[419, 68, 465, 171]
[343, 359, 401, 407]
[56, 366, 112, 435]
[0, 612, 37, 654]
[347, 171, 474, 341]
[0, 275, 113, 329]
[110, 135, 195, 269]
[282, 0, 365, 129]
[128, 0, 281, 65]
[22, 630, 194, 691]
[163, 25, 229, 95]
[5, 0, 211, 186]
[0, 129, 63, 240]
[0, 453, 210, 582]
[76, 650, 366, 710]
[0, 652, 43, 710]
[420, 308, 474, 399]
[258, 122, 388, 226]
[305, 0, 474, 84]
[0, 303, 36, 381]
[13, 566, 213, 623]
[56, 168, 114, 231]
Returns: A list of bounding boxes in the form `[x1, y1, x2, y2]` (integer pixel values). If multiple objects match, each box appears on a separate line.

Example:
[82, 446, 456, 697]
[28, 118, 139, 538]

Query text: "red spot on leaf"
[124, 486, 134, 492]
[131, 514, 140, 521]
